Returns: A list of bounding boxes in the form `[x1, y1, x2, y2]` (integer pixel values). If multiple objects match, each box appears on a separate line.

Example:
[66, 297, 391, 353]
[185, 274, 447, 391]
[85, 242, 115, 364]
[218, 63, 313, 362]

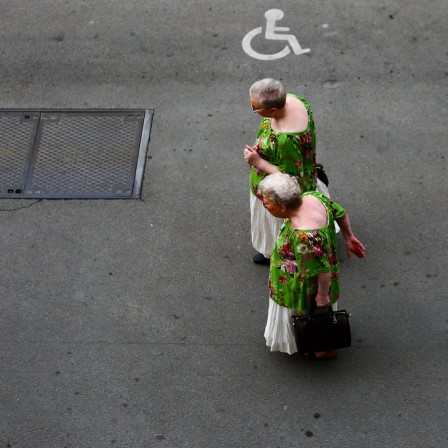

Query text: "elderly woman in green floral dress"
[244, 78, 330, 265]
[257, 173, 365, 357]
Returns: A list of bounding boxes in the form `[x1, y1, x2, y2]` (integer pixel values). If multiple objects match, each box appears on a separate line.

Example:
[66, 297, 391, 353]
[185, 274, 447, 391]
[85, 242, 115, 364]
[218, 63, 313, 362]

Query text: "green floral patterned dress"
[249, 94, 317, 197]
[268, 192, 346, 313]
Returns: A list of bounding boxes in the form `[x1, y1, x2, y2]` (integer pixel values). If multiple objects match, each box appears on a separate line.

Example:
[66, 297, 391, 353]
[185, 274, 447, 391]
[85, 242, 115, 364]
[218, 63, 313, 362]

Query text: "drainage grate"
[0, 110, 152, 199]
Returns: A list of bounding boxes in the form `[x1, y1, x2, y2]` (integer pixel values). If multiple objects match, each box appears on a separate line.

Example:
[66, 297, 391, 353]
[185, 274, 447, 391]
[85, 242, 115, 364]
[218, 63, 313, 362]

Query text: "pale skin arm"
[243, 145, 279, 174]
[336, 214, 366, 259]
[316, 272, 331, 308]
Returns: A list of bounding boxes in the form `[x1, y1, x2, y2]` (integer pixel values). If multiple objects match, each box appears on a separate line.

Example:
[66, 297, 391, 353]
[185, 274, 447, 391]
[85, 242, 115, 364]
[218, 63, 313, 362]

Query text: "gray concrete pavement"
[1, 1, 447, 447]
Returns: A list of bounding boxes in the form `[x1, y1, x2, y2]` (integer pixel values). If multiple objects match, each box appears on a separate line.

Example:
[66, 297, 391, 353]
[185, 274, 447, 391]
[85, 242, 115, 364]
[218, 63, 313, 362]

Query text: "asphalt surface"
[1, 1, 447, 447]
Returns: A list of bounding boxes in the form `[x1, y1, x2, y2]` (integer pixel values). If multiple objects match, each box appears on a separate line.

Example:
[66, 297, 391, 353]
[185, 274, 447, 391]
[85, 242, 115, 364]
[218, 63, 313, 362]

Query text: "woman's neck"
[270, 99, 288, 120]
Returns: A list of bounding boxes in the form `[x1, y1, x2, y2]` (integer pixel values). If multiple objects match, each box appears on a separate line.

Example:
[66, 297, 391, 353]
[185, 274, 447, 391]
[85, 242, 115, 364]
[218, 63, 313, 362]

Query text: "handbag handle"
[312, 304, 334, 314]
[291, 304, 335, 321]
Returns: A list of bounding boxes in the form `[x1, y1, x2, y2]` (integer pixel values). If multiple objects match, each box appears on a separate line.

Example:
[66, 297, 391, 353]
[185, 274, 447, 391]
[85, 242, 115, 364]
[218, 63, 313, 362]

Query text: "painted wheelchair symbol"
[242, 9, 310, 61]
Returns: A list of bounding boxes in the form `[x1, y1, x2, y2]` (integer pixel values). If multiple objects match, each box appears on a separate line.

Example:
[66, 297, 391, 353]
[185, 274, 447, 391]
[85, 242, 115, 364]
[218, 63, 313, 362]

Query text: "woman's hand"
[344, 235, 366, 259]
[336, 215, 366, 259]
[243, 145, 261, 167]
[243, 145, 279, 174]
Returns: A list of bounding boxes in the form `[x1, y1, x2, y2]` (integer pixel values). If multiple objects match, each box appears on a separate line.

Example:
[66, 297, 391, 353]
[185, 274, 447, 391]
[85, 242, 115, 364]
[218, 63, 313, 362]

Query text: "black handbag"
[292, 306, 351, 354]
[316, 163, 329, 187]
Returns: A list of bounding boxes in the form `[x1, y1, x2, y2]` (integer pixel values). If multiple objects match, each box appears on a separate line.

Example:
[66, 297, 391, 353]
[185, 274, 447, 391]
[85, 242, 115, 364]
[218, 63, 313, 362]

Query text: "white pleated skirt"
[264, 299, 300, 355]
[250, 178, 333, 256]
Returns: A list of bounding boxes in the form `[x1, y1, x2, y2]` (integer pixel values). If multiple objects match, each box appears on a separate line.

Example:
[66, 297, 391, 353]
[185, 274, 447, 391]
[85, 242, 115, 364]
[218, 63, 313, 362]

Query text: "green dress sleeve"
[306, 191, 346, 220]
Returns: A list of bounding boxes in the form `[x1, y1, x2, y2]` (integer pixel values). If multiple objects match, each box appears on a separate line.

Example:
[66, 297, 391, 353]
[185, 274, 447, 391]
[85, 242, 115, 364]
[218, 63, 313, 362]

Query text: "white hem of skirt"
[264, 299, 299, 355]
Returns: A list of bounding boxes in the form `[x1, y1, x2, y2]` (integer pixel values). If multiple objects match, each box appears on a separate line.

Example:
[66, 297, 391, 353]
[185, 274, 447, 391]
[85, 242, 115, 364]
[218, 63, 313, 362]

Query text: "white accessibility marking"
[242, 9, 310, 61]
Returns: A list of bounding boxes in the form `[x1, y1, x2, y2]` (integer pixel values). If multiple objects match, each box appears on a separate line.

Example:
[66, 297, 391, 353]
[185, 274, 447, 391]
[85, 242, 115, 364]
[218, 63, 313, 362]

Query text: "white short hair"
[257, 173, 302, 208]
[249, 78, 286, 109]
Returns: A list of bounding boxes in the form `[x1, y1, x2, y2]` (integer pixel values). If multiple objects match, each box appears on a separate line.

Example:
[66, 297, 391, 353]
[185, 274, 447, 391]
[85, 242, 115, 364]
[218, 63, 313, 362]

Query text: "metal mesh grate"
[0, 112, 39, 194]
[0, 110, 152, 199]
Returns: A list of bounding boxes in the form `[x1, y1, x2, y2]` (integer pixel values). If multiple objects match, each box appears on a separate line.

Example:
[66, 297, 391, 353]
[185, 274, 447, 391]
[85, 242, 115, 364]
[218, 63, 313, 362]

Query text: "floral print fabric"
[269, 192, 346, 313]
[249, 95, 317, 196]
